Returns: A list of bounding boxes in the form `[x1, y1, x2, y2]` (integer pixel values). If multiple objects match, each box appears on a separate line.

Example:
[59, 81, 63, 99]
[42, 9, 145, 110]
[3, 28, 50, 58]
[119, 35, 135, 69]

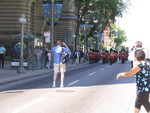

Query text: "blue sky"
[118, 0, 150, 48]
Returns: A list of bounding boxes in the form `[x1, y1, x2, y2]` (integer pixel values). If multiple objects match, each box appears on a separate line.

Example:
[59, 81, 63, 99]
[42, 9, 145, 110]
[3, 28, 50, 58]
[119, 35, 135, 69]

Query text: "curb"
[0, 62, 88, 86]
[0, 70, 52, 86]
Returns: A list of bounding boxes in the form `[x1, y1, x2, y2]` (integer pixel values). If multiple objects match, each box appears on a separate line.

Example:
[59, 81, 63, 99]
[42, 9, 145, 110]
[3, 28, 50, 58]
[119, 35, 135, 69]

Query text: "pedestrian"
[52, 40, 69, 88]
[70, 51, 75, 64]
[120, 51, 126, 64]
[44, 48, 48, 68]
[128, 41, 150, 67]
[75, 50, 80, 64]
[116, 49, 150, 113]
[109, 49, 115, 65]
[101, 49, 107, 64]
[0, 42, 6, 68]
[79, 50, 84, 63]
[46, 50, 51, 69]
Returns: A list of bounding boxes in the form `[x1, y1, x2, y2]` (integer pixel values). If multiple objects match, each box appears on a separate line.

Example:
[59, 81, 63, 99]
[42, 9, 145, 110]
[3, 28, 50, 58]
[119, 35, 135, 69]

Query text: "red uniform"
[120, 52, 126, 64]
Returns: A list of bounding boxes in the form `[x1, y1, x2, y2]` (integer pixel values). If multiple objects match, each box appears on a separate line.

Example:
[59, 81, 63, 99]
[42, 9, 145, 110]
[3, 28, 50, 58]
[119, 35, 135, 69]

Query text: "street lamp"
[17, 14, 26, 73]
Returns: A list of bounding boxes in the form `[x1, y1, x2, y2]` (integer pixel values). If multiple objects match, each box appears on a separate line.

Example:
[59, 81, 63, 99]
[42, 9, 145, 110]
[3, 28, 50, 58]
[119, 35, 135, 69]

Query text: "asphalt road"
[0, 61, 146, 113]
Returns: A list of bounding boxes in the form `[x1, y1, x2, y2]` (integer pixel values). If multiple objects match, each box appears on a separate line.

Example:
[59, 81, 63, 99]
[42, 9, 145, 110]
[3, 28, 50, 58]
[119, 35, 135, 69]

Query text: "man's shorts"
[54, 63, 66, 73]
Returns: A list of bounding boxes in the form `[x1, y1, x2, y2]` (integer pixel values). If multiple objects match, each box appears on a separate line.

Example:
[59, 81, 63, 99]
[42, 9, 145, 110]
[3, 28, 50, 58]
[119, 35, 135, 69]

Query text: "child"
[116, 49, 150, 113]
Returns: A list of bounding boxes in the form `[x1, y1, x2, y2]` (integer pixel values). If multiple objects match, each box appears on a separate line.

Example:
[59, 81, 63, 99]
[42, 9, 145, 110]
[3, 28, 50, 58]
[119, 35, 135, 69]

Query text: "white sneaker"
[60, 84, 64, 88]
[52, 83, 56, 88]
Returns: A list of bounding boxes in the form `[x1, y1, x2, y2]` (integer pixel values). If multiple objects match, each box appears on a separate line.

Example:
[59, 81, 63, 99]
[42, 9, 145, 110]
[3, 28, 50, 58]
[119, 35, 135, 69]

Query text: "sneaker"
[52, 83, 56, 88]
[60, 84, 64, 88]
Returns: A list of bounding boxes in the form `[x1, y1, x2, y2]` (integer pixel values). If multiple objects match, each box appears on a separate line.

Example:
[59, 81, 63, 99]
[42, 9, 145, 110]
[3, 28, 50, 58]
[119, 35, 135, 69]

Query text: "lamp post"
[50, 0, 55, 68]
[17, 14, 26, 73]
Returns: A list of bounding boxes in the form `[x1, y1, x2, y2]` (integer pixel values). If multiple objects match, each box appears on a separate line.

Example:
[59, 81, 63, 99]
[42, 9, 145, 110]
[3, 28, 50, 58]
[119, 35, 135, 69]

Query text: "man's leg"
[60, 63, 66, 88]
[52, 64, 59, 88]
[53, 72, 58, 87]
[60, 72, 65, 88]
[2, 55, 4, 68]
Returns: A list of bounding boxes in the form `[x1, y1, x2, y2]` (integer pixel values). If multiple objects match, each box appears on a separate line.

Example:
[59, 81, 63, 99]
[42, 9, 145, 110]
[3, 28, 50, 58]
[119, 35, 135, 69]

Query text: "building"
[0, 0, 77, 57]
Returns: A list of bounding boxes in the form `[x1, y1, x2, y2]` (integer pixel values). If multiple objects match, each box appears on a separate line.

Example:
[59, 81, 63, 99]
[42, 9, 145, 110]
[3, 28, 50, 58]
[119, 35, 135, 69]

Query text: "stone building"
[0, 0, 77, 57]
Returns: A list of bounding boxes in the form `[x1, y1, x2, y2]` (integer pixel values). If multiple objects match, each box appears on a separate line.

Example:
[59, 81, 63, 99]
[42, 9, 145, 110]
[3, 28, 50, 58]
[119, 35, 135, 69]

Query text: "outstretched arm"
[116, 65, 140, 80]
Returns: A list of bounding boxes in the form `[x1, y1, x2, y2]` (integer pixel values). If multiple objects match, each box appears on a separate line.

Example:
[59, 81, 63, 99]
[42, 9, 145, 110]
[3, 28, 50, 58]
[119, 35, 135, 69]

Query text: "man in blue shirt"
[52, 40, 69, 88]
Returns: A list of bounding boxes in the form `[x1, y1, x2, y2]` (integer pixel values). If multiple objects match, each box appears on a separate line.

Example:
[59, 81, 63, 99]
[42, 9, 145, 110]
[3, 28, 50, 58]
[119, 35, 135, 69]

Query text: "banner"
[79, 24, 93, 35]
[42, 1, 63, 24]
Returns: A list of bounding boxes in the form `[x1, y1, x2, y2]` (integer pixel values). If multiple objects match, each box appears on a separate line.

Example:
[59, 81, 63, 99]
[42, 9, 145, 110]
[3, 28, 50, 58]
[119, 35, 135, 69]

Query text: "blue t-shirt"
[134, 62, 150, 92]
[52, 45, 69, 64]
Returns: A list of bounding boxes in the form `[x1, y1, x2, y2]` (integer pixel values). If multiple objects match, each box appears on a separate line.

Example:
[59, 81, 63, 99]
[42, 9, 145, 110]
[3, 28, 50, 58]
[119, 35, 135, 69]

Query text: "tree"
[74, 0, 129, 50]
[110, 24, 127, 50]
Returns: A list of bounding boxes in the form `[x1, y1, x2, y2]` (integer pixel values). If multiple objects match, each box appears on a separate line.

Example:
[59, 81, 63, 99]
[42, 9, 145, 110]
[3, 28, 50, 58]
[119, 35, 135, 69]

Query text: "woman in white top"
[46, 50, 51, 69]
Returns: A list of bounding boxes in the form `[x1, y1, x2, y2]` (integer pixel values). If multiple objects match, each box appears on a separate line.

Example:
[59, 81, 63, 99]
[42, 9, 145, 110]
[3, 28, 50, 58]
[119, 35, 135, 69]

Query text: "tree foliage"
[74, 0, 129, 36]
[110, 24, 127, 49]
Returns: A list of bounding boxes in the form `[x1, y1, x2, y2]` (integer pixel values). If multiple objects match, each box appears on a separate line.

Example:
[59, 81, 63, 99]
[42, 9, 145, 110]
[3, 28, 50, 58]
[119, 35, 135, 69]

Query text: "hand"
[116, 73, 122, 80]
[62, 42, 67, 47]
[62, 42, 65, 45]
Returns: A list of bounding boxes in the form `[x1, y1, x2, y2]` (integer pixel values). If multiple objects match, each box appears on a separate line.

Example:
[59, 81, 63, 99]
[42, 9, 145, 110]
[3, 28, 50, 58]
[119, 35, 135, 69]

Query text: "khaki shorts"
[54, 63, 66, 73]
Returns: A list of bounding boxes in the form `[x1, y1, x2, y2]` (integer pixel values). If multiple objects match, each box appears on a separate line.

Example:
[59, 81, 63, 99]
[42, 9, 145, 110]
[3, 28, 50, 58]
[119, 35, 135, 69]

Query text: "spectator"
[52, 40, 69, 88]
[79, 50, 84, 63]
[75, 50, 80, 64]
[46, 50, 51, 69]
[0, 42, 6, 68]
[116, 49, 150, 113]
[128, 41, 143, 67]
[44, 48, 48, 68]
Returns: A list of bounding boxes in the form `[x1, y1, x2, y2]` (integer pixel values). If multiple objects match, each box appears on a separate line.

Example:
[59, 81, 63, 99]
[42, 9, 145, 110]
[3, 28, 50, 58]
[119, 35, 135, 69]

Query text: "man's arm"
[62, 42, 70, 52]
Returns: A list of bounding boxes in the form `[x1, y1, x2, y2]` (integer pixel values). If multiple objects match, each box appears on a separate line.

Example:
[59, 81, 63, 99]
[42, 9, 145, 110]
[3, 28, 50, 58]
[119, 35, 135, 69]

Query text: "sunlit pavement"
[0, 61, 148, 113]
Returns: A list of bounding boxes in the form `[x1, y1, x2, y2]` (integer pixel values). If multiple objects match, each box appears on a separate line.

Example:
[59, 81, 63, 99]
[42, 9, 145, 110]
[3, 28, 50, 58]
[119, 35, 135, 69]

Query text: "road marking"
[107, 65, 110, 68]
[100, 68, 104, 71]
[67, 80, 79, 86]
[88, 72, 96, 76]
[12, 97, 46, 113]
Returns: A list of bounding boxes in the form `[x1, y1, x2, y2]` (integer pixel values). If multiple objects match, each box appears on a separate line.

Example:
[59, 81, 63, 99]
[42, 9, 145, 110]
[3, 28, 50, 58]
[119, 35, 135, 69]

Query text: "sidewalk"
[0, 60, 87, 85]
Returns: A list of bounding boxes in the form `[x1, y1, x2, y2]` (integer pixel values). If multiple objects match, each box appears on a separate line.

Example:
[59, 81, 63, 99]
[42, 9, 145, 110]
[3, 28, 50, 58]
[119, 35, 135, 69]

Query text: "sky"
[117, 0, 150, 48]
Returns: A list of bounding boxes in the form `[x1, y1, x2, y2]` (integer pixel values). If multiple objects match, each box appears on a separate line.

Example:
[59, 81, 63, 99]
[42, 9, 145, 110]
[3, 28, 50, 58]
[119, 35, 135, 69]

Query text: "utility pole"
[50, 0, 55, 68]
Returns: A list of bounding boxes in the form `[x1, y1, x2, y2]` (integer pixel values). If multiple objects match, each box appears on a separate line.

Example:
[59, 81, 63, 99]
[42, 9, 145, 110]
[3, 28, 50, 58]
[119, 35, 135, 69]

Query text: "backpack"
[60, 48, 70, 63]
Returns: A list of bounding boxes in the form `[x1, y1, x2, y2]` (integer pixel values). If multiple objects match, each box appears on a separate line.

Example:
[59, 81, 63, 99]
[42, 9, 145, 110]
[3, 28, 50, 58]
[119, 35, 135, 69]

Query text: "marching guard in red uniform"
[120, 51, 126, 64]
[101, 50, 107, 64]
[109, 50, 115, 65]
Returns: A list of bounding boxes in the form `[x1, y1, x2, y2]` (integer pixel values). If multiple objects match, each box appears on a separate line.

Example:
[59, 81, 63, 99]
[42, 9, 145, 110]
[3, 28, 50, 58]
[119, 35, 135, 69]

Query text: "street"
[0, 61, 146, 113]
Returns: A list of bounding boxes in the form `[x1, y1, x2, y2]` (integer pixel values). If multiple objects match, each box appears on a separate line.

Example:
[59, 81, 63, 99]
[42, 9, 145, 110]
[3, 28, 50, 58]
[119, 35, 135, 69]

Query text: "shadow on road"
[0, 61, 136, 92]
